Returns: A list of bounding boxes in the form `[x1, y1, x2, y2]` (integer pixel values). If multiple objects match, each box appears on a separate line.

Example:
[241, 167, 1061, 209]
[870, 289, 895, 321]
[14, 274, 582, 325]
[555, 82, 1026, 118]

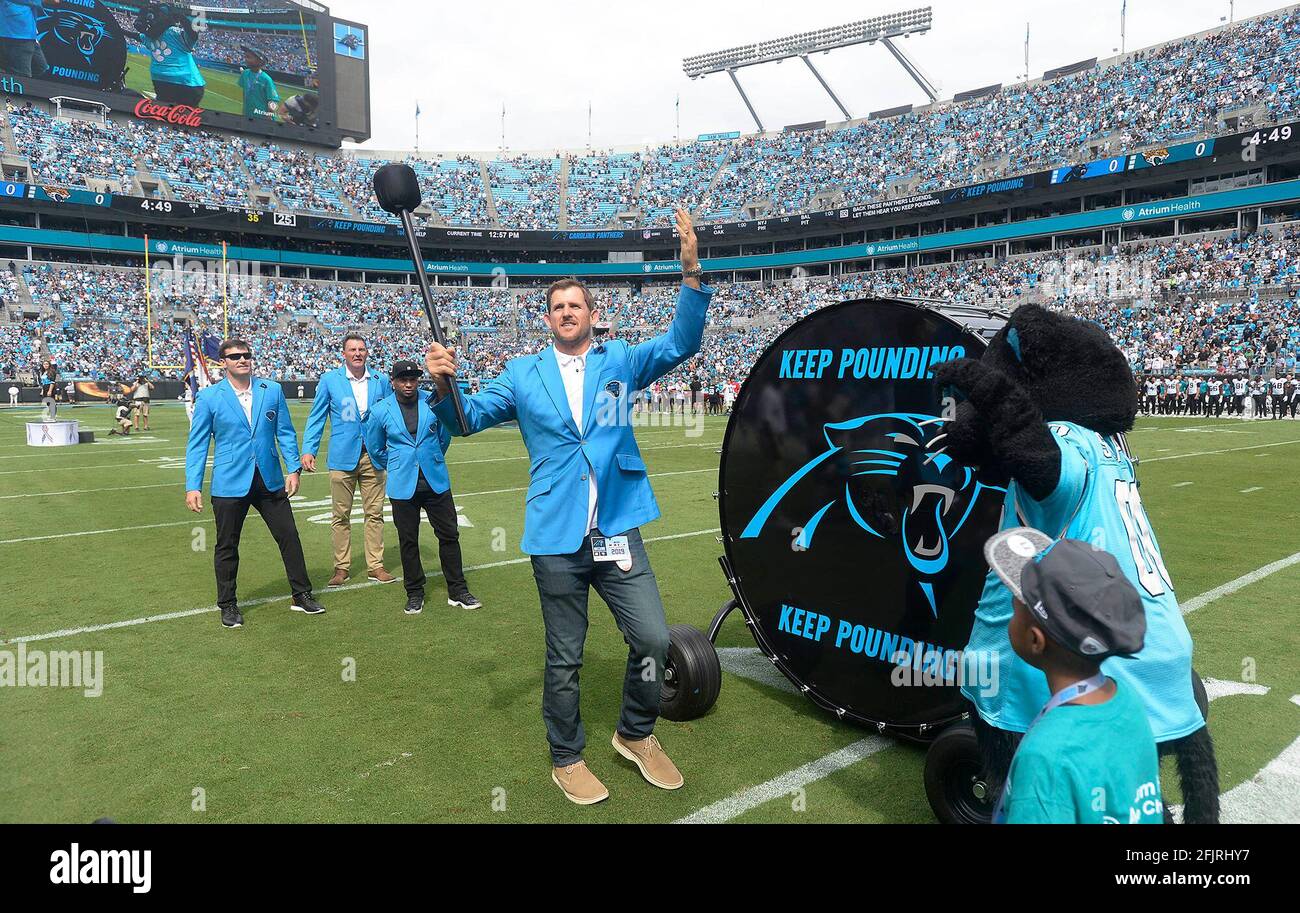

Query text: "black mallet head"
[373, 163, 423, 215]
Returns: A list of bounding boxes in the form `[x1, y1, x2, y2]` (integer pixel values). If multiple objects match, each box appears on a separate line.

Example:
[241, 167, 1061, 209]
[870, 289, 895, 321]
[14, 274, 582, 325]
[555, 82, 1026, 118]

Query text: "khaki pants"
[330, 452, 386, 572]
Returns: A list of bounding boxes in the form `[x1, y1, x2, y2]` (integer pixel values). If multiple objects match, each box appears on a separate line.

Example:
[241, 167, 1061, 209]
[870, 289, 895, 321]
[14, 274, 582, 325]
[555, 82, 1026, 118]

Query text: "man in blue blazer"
[301, 334, 396, 588]
[185, 338, 325, 628]
[361, 360, 479, 616]
[424, 209, 709, 805]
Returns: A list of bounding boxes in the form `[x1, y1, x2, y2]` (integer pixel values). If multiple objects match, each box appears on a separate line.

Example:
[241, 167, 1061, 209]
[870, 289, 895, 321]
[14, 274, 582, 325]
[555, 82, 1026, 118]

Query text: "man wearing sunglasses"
[185, 338, 325, 628]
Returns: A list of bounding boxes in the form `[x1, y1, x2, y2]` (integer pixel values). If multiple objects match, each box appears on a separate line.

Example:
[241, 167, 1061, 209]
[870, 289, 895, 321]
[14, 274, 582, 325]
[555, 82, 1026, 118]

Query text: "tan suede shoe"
[368, 568, 397, 584]
[551, 760, 609, 805]
[327, 569, 350, 588]
[611, 733, 684, 790]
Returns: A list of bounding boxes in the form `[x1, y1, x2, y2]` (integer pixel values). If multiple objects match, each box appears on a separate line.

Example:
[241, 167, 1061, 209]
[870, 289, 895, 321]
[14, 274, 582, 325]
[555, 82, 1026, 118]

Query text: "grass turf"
[0, 404, 1296, 822]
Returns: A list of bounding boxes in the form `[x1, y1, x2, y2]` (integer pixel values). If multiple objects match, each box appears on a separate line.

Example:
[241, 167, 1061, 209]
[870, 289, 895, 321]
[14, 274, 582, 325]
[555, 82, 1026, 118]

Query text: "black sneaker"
[220, 605, 242, 628]
[291, 593, 326, 615]
[404, 594, 424, 615]
[448, 591, 482, 610]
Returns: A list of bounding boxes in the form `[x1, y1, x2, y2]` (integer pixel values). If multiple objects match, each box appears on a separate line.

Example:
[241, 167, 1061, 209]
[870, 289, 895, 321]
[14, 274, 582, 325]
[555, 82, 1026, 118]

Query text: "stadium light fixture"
[682, 7, 936, 131]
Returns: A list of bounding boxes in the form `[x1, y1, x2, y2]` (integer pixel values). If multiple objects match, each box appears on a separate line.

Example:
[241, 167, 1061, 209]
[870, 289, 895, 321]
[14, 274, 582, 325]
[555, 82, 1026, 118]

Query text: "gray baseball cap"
[985, 527, 1146, 660]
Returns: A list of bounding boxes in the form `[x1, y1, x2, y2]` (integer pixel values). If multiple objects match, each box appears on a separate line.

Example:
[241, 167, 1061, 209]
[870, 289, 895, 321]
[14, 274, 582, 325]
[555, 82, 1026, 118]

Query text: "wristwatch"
[682, 266, 704, 279]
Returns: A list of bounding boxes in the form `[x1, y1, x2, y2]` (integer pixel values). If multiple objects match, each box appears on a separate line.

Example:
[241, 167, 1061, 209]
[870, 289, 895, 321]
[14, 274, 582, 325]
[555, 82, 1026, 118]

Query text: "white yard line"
[673, 737, 892, 824]
[0, 481, 183, 499]
[1141, 439, 1300, 462]
[716, 646, 798, 694]
[0, 468, 715, 542]
[1181, 550, 1300, 615]
[0, 444, 180, 460]
[0, 437, 724, 476]
[2, 527, 722, 645]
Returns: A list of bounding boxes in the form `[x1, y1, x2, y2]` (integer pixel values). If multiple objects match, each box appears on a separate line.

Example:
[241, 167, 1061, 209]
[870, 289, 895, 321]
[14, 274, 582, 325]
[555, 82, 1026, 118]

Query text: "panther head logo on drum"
[739, 411, 1004, 616]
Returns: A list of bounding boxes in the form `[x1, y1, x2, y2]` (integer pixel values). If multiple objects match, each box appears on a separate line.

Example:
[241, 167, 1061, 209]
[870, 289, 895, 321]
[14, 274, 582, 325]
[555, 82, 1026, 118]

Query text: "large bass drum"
[718, 298, 1007, 737]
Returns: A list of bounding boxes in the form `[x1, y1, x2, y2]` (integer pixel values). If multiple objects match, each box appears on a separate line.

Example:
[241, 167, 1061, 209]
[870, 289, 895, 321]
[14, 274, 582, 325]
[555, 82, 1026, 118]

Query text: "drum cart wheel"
[659, 624, 722, 721]
[922, 720, 996, 824]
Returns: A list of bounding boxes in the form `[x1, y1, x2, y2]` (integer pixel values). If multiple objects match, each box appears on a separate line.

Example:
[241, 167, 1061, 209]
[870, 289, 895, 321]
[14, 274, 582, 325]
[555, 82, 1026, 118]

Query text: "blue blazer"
[301, 365, 393, 471]
[185, 377, 301, 497]
[362, 390, 454, 499]
[435, 283, 712, 555]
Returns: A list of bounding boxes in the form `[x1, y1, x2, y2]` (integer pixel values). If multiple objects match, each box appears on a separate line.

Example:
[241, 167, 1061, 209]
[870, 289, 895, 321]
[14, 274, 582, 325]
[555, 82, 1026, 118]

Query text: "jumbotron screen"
[0, 0, 369, 144]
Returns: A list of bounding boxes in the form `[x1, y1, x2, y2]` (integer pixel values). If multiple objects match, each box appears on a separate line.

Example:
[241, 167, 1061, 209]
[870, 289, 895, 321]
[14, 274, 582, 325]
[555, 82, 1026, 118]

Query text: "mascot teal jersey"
[962, 420, 1202, 742]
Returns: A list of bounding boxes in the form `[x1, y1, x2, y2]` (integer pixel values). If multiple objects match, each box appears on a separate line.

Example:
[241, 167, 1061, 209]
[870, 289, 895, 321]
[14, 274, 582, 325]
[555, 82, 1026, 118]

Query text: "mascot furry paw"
[934, 304, 1219, 824]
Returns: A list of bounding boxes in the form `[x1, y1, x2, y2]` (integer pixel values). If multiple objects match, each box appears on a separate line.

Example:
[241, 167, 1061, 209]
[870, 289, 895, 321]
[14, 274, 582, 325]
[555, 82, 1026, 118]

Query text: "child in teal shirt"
[238, 46, 280, 118]
[984, 528, 1164, 824]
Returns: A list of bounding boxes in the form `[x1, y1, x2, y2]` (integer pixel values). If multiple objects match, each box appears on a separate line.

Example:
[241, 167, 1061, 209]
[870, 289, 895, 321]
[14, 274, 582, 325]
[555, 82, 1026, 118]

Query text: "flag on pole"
[415, 101, 421, 118]
[183, 326, 215, 398]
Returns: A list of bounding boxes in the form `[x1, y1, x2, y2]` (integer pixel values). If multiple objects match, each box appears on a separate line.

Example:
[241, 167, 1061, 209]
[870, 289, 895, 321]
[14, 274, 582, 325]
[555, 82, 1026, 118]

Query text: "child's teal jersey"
[144, 28, 204, 87]
[961, 421, 1203, 741]
[1004, 680, 1164, 824]
[239, 69, 280, 116]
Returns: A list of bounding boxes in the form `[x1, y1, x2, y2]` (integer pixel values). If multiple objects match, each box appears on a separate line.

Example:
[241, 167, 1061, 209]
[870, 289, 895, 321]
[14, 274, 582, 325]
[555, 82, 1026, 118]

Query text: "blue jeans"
[530, 528, 670, 767]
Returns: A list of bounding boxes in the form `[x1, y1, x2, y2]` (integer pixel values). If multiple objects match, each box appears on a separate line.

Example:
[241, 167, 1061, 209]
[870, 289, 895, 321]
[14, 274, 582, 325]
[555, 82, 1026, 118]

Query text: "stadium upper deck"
[2, 6, 1297, 234]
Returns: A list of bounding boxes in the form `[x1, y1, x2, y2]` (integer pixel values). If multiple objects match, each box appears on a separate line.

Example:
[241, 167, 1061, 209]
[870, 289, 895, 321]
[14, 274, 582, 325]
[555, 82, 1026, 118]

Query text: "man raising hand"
[424, 208, 710, 805]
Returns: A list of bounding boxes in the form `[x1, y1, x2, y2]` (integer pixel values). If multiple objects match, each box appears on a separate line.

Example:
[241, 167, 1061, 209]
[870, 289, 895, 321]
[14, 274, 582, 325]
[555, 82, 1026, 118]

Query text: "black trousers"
[211, 469, 311, 608]
[391, 483, 466, 598]
[154, 81, 205, 106]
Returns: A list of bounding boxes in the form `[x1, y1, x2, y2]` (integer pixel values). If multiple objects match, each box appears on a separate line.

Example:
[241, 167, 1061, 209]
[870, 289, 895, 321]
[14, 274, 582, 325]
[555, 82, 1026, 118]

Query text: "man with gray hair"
[302, 333, 396, 588]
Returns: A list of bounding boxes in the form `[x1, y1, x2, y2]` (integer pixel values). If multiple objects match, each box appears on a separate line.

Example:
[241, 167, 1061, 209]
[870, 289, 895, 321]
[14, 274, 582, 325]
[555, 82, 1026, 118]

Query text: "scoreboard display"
[1050, 124, 1296, 185]
[0, 0, 369, 147]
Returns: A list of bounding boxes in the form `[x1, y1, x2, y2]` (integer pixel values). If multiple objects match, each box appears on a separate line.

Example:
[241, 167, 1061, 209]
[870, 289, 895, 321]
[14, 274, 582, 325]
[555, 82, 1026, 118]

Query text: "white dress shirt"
[233, 383, 254, 426]
[346, 368, 370, 417]
[555, 343, 599, 537]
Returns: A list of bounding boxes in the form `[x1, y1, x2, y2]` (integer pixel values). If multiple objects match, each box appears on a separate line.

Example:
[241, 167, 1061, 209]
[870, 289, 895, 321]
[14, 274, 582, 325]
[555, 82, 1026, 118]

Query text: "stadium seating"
[5, 225, 1297, 391]
[3, 9, 1294, 228]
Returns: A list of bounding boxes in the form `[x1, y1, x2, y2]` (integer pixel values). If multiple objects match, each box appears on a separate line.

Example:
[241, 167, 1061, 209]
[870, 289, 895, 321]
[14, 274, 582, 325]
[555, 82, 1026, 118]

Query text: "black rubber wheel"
[923, 721, 995, 824]
[660, 624, 722, 721]
[1192, 668, 1209, 722]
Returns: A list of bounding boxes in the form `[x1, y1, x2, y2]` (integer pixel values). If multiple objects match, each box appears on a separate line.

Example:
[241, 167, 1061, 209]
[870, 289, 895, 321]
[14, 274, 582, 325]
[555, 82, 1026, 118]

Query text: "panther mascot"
[934, 303, 1219, 824]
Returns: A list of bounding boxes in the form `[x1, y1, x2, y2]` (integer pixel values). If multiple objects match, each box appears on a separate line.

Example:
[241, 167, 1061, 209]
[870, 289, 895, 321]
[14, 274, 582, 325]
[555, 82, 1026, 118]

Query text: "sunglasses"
[224, 352, 253, 361]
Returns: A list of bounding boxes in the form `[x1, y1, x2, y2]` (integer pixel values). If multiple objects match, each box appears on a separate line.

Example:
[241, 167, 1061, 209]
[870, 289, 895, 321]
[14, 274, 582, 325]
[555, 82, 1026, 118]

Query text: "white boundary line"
[0, 436, 724, 476]
[0, 468, 716, 543]
[1142, 439, 1300, 462]
[674, 737, 892, 824]
[2, 527, 721, 645]
[1181, 550, 1300, 615]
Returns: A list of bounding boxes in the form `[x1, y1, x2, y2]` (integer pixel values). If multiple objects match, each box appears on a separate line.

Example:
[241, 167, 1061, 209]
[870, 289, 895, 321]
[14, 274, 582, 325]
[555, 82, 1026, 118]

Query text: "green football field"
[125, 56, 311, 118]
[0, 403, 1297, 823]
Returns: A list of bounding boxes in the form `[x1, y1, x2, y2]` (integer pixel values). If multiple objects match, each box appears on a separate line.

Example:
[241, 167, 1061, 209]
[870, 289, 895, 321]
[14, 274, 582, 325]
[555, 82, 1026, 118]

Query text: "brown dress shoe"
[327, 569, 350, 588]
[368, 568, 397, 584]
[551, 760, 609, 805]
[612, 733, 684, 790]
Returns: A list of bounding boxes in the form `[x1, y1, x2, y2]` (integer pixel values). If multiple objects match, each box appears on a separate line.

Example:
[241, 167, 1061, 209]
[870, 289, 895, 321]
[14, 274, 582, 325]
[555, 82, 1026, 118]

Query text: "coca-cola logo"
[133, 99, 204, 127]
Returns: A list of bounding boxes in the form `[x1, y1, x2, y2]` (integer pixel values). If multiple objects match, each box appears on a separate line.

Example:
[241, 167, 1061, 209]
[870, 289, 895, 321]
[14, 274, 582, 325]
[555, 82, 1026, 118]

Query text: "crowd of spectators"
[6, 10, 1293, 229]
[488, 156, 562, 229]
[3, 225, 1296, 393]
[195, 31, 314, 77]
